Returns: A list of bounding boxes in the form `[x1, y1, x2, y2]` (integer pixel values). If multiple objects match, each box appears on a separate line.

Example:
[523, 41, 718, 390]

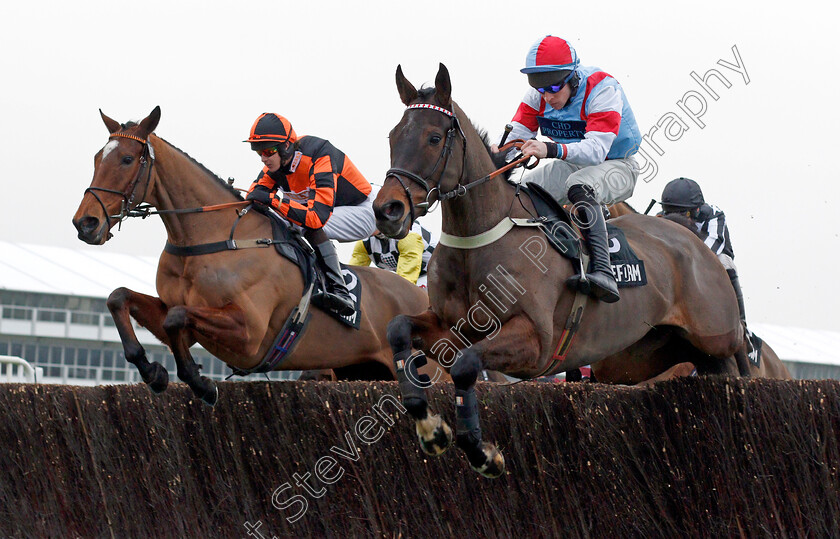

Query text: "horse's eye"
[429, 135, 442, 145]
[122, 156, 134, 165]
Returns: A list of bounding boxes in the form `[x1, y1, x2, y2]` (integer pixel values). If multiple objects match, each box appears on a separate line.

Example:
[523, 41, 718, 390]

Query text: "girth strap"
[231, 282, 315, 375]
[438, 217, 543, 249]
[164, 238, 275, 256]
[542, 289, 589, 375]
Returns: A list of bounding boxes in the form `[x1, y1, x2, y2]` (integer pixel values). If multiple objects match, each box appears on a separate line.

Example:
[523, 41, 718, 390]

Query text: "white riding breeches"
[522, 157, 639, 205]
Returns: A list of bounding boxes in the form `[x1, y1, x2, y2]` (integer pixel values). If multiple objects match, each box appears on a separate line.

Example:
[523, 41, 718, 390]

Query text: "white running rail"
[0, 355, 40, 383]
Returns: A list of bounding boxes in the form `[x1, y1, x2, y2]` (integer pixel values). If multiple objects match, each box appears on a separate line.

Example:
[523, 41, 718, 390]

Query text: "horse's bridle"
[384, 103, 537, 229]
[385, 103, 467, 227]
[84, 132, 155, 237]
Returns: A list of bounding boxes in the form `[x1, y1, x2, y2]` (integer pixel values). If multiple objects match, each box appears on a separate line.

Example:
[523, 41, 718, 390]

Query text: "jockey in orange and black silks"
[244, 113, 373, 236]
[244, 112, 376, 316]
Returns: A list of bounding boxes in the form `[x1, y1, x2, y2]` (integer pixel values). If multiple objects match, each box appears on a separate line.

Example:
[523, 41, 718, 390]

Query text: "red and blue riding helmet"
[521, 35, 580, 90]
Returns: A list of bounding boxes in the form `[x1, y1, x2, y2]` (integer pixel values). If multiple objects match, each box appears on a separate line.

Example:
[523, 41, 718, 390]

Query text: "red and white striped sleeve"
[562, 75, 622, 165]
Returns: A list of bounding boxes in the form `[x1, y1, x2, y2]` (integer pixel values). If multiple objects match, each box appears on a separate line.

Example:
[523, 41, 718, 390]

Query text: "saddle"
[520, 182, 647, 288]
[266, 211, 316, 287]
[518, 182, 580, 259]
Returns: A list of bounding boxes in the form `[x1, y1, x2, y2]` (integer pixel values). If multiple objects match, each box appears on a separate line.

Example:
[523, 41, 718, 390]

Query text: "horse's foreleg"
[452, 315, 541, 479]
[450, 346, 504, 477]
[107, 287, 170, 392]
[162, 304, 249, 407]
[387, 310, 453, 456]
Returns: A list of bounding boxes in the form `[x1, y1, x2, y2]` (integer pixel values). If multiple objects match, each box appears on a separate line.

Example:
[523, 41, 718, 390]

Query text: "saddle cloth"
[747, 330, 763, 367]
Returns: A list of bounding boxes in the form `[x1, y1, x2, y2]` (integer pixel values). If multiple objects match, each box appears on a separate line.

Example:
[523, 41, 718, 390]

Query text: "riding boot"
[566, 365, 593, 382]
[313, 240, 356, 316]
[726, 268, 747, 324]
[565, 184, 620, 303]
[727, 268, 753, 353]
[565, 368, 582, 382]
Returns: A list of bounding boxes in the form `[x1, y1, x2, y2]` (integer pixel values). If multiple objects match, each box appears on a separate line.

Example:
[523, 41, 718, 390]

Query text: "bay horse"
[373, 64, 750, 478]
[591, 211, 793, 384]
[607, 201, 638, 218]
[748, 341, 792, 378]
[72, 107, 433, 405]
[630, 339, 791, 386]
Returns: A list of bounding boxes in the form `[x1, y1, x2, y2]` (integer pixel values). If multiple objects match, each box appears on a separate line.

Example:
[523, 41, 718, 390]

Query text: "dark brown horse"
[72, 107, 433, 405]
[373, 64, 749, 478]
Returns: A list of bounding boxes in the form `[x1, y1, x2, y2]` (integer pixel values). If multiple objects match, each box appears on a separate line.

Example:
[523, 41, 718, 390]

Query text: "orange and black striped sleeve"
[246, 168, 277, 194]
[253, 137, 370, 229]
[276, 153, 336, 228]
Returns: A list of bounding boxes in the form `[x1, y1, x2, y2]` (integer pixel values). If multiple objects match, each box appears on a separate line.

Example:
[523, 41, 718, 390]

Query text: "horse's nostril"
[381, 201, 405, 221]
[75, 216, 100, 235]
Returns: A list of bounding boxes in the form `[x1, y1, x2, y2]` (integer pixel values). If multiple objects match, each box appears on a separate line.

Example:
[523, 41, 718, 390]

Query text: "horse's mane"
[662, 213, 702, 238]
[121, 121, 244, 200]
[416, 88, 512, 181]
[473, 125, 512, 180]
[162, 139, 244, 200]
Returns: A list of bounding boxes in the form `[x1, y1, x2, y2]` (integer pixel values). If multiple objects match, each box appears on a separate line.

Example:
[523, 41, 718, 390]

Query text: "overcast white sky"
[1, 0, 838, 331]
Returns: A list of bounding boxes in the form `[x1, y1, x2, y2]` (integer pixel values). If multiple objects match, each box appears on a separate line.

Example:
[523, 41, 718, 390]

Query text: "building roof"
[0, 241, 157, 298]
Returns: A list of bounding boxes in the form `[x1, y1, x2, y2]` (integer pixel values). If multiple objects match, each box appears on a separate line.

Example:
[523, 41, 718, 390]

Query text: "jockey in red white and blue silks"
[501, 35, 644, 304]
[504, 36, 643, 206]
[510, 63, 641, 165]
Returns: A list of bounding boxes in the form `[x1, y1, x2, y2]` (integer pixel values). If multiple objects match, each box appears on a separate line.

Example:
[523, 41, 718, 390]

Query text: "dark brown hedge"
[0, 378, 837, 538]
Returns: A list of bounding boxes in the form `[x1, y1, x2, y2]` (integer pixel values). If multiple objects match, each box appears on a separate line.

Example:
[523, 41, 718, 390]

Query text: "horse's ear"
[99, 109, 121, 134]
[137, 106, 161, 138]
[396, 65, 418, 105]
[434, 63, 452, 107]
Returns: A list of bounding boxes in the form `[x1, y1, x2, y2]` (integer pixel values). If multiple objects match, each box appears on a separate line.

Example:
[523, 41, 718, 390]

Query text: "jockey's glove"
[247, 185, 273, 206]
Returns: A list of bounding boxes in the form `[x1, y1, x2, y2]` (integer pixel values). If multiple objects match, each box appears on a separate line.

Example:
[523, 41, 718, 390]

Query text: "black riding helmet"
[661, 177, 705, 213]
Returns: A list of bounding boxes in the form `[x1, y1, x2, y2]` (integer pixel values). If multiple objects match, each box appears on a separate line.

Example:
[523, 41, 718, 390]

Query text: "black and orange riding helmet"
[243, 113, 298, 152]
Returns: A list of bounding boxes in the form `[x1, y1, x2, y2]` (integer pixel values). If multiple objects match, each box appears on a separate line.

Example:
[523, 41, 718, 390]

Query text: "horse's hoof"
[199, 383, 219, 408]
[143, 362, 169, 393]
[416, 414, 453, 456]
[471, 442, 505, 479]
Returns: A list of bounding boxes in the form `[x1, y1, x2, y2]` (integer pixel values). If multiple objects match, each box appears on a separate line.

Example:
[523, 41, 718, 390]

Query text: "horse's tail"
[662, 213, 702, 239]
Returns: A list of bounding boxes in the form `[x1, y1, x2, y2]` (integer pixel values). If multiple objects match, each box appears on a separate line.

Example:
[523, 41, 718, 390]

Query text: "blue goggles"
[535, 71, 576, 94]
